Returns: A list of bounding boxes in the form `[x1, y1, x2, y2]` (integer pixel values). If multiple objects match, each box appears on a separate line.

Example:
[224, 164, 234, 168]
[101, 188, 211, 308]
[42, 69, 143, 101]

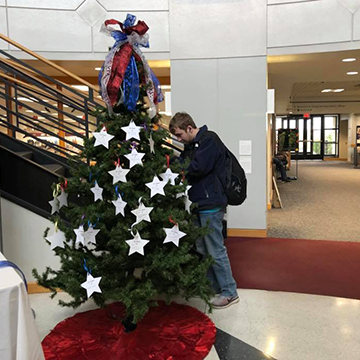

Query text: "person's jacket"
[181, 125, 227, 211]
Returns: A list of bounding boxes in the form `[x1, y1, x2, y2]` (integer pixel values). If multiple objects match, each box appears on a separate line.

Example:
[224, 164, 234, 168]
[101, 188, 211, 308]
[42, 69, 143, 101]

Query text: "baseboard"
[28, 282, 53, 294]
[324, 158, 347, 161]
[227, 229, 267, 238]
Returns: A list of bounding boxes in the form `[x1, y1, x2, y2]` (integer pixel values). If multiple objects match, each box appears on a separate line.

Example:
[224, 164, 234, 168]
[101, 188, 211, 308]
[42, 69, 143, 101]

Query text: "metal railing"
[0, 33, 103, 158]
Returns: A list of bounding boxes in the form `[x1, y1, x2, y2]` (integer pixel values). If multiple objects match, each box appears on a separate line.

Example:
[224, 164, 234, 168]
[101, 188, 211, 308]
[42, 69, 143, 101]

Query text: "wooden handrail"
[0, 33, 99, 93]
[0, 71, 104, 108]
[0, 57, 105, 106]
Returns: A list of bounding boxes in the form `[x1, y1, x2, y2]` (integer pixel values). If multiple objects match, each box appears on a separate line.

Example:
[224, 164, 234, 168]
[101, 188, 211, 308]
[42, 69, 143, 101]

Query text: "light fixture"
[347, 71, 358, 75]
[25, 110, 33, 113]
[321, 89, 332, 92]
[95, 67, 101, 71]
[71, 85, 89, 92]
[342, 58, 356, 62]
[18, 97, 34, 102]
[333, 89, 345, 92]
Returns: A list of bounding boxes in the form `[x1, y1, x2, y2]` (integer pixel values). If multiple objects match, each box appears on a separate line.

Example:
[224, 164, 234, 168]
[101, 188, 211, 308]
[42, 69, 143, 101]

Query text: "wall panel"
[268, 0, 352, 48]
[8, 8, 92, 52]
[170, 0, 266, 59]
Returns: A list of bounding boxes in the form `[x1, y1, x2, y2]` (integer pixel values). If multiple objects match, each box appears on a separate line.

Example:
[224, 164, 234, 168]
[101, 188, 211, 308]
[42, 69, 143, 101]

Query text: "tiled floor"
[30, 289, 360, 360]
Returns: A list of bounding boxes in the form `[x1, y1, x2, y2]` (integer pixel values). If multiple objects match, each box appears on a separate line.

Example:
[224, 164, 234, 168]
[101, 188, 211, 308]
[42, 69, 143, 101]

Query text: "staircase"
[0, 33, 102, 219]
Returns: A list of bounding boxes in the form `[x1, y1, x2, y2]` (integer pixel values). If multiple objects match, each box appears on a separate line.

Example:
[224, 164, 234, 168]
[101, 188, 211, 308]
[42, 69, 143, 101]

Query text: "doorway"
[276, 115, 339, 160]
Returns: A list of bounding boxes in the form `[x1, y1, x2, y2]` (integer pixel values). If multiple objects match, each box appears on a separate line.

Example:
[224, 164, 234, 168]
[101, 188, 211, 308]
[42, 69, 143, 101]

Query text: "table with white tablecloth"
[0, 252, 45, 360]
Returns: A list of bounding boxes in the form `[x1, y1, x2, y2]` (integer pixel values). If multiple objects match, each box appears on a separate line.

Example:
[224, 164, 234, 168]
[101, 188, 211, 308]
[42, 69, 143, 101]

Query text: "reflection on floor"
[30, 288, 360, 360]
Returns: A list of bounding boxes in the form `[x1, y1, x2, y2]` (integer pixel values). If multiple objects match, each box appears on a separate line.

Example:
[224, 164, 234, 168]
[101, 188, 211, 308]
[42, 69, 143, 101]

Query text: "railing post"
[56, 84, 65, 150]
[14, 82, 20, 129]
[5, 82, 14, 138]
[84, 99, 89, 139]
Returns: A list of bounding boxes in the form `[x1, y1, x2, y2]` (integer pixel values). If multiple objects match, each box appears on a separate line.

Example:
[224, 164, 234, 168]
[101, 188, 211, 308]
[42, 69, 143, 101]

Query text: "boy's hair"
[169, 112, 197, 133]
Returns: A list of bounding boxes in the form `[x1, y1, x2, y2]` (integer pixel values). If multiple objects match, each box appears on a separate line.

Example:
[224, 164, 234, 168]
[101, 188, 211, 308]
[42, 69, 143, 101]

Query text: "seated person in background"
[273, 155, 291, 182]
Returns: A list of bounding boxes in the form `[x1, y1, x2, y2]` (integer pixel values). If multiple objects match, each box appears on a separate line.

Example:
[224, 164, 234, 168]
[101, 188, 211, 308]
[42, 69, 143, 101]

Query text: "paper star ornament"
[176, 185, 192, 213]
[90, 182, 103, 202]
[163, 224, 186, 247]
[112, 194, 127, 216]
[125, 148, 145, 168]
[84, 227, 100, 246]
[49, 197, 59, 215]
[126, 232, 149, 256]
[74, 225, 85, 246]
[160, 168, 179, 186]
[92, 127, 114, 149]
[145, 175, 166, 198]
[46, 228, 66, 250]
[81, 273, 102, 298]
[57, 190, 68, 209]
[108, 164, 129, 184]
[121, 120, 142, 141]
[131, 202, 153, 225]
[149, 133, 155, 154]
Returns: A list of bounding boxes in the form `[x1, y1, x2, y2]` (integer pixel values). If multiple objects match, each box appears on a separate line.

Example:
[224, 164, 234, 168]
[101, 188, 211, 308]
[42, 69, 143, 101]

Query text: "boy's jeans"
[195, 209, 238, 298]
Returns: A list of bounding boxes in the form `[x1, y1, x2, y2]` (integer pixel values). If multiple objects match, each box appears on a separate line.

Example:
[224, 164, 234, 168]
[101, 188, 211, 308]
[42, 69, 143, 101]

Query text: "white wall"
[170, 0, 268, 230]
[267, 0, 360, 56]
[0, 0, 170, 60]
[1, 198, 60, 282]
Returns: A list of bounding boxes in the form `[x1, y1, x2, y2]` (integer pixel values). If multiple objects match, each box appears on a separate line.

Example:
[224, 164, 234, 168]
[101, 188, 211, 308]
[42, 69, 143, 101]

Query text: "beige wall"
[339, 120, 348, 159]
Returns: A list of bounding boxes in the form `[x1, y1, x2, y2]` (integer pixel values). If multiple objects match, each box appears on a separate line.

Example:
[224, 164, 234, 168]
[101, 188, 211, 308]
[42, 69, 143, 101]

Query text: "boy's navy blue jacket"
[181, 125, 227, 211]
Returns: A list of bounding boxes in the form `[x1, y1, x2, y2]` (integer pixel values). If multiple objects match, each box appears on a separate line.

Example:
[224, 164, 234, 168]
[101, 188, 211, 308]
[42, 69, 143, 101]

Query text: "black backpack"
[198, 131, 247, 206]
[223, 146, 247, 206]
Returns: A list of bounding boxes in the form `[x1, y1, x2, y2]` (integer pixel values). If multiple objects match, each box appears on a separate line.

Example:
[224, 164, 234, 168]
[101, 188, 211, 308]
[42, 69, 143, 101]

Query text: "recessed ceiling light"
[322, 89, 332, 92]
[334, 89, 345, 92]
[347, 71, 358, 75]
[342, 58, 356, 62]
[95, 67, 101, 71]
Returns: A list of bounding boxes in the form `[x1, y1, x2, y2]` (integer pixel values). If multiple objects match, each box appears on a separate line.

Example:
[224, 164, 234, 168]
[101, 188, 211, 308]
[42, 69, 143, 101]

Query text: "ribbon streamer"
[98, 14, 163, 117]
[0, 261, 28, 291]
[83, 259, 92, 274]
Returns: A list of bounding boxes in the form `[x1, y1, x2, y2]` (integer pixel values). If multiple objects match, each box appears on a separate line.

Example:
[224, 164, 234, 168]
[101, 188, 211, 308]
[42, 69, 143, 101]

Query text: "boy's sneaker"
[212, 295, 239, 309]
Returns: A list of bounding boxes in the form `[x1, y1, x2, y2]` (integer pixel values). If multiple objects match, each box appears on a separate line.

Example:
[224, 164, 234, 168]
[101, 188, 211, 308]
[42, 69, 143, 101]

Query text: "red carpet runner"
[226, 237, 360, 300]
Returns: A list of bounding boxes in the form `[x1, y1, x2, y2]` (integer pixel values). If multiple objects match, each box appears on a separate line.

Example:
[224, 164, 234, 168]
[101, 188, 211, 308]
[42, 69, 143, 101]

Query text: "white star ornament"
[121, 120, 142, 141]
[125, 232, 150, 256]
[145, 175, 166, 198]
[131, 202, 153, 225]
[163, 224, 187, 247]
[90, 182, 103, 201]
[112, 194, 127, 216]
[57, 190, 68, 209]
[81, 273, 102, 298]
[160, 168, 179, 186]
[49, 197, 59, 215]
[92, 127, 114, 149]
[108, 164, 129, 184]
[125, 148, 145, 168]
[46, 229, 66, 250]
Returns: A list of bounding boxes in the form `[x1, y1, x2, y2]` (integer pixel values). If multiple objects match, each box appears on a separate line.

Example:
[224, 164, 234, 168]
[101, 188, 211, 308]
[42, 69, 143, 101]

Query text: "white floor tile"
[29, 289, 360, 360]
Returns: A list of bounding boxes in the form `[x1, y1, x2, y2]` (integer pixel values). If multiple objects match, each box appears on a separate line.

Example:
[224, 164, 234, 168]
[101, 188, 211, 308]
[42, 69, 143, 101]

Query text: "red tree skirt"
[42, 301, 216, 360]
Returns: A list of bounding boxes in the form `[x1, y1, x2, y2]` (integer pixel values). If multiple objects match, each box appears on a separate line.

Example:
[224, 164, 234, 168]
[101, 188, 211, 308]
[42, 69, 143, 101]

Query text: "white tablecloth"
[0, 252, 45, 360]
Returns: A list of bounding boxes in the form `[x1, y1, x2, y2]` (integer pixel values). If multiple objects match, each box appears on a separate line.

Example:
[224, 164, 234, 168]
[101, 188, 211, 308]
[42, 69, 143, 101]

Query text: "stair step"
[16, 151, 33, 159]
[43, 164, 65, 176]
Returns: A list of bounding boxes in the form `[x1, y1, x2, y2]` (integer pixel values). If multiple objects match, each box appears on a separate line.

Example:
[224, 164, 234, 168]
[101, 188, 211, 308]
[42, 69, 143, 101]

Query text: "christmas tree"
[33, 14, 213, 326]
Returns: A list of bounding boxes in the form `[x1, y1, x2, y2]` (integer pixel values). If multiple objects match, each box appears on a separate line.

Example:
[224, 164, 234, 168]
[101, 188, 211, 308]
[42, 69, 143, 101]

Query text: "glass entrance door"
[276, 115, 339, 160]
